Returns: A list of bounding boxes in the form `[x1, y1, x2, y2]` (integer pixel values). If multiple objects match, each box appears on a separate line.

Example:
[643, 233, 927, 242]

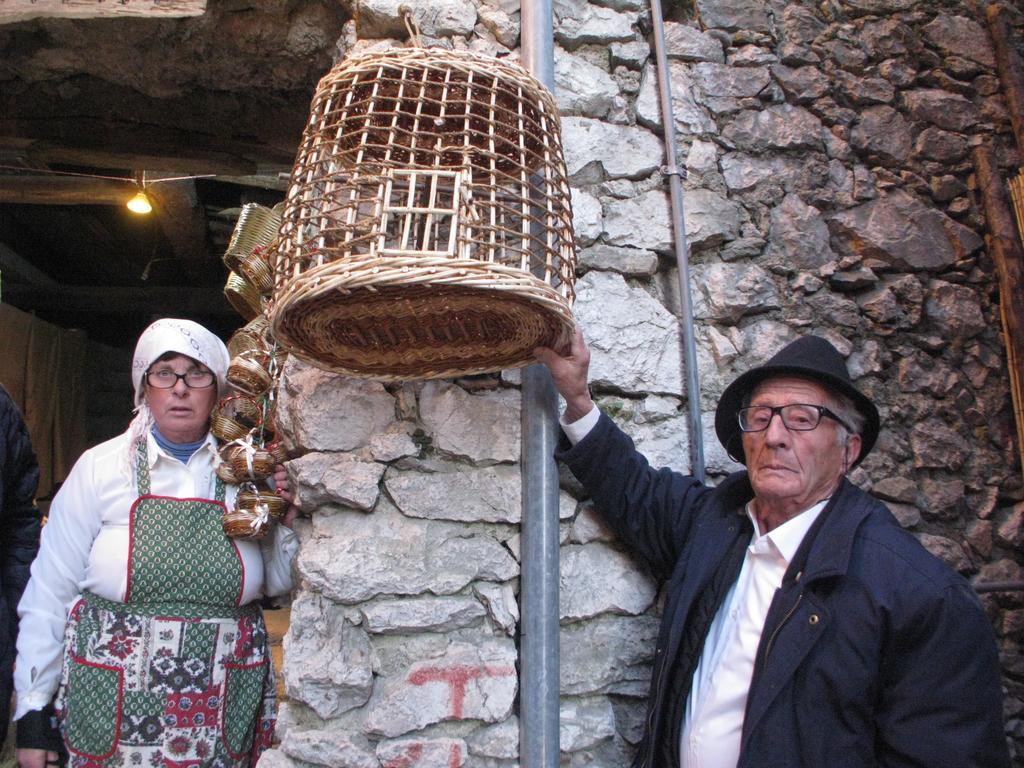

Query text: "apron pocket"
[221, 659, 267, 759]
[64, 653, 123, 759]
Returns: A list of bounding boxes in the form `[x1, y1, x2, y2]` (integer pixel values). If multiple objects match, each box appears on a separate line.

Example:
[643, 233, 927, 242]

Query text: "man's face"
[741, 376, 861, 526]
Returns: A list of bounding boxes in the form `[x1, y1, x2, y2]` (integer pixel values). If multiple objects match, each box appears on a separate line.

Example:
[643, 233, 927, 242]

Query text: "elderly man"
[535, 331, 1008, 768]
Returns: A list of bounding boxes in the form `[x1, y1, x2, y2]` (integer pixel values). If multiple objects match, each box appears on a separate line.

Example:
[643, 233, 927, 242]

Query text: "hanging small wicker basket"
[224, 272, 263, 321]
[224, 203, 284, 272]
[269, 47, 577, 381]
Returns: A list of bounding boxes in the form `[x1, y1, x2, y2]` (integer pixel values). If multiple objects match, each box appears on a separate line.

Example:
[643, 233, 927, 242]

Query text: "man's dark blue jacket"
[0, 384, 41, 746]
[557, 412, 1009, 768]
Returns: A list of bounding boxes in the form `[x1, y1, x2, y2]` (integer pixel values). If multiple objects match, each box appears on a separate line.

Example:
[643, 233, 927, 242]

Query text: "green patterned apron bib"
[56, 442, 276, 768]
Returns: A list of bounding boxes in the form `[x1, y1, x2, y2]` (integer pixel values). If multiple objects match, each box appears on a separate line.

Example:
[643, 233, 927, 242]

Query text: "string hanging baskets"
[269, 47, 578, 381]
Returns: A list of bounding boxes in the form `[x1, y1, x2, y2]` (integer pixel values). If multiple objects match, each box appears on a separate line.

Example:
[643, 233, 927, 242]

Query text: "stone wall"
[262, 1, 1024, 765]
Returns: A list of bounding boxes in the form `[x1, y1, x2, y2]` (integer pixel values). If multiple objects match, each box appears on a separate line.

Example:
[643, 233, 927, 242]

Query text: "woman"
[14, 318, 298, 768]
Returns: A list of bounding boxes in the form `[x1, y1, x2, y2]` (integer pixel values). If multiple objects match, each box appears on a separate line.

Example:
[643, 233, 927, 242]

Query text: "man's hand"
[534, 327, 593, 422]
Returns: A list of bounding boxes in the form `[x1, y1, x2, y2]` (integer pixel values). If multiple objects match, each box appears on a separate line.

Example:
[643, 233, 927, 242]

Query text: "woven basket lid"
[269, 47, 577, 381]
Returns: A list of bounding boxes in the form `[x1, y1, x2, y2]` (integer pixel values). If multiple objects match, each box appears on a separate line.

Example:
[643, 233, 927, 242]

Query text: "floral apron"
[56, 443, 275, 768]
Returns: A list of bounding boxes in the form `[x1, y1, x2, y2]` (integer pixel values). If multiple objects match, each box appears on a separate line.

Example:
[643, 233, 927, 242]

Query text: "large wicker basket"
[269, 47, 577, 381]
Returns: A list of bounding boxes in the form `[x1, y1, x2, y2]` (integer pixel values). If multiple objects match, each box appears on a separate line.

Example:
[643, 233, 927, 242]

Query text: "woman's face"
[144, 353, 218, 443]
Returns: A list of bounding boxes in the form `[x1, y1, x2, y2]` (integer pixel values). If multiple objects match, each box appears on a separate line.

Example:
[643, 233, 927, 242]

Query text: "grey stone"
[636, 62, 717, 135]
[689, 62, 772, 115]
[473, 581, 519, 636]
[920, 477, 966, 520]
[283, 592, 374, 719]
[603, 189, 673, 251]
[555, 47, 620, 117]
[922, 14, 996, 69]
[476, 5, 518, 48]
[872, 476, 918, 504]
[289, 452, 385, 512]
[357, 0, 477, 38]
[572, 187, 604, 247]
[780, 5, 825, 44]
[670, 187, 743, 251]
[298, 500, 519, 603]
[860, 18, 910, 59]
[376, 738, 468, 767]
[910, 421, 966, 471]
[561, 697, 617, 751]
[280, 728, 377, 768]
[691, 262, 779, 323]
[663, 22, 725, 63]
[420, 382, 520, 464]
[467, 717, 519, 759]
[917, 533, 971, 573]
[556, 4, 637, 48]
[695, 0, 771, 32]
[570, 501, 617, 543]
[834, 71, 895, 105]
[924, 279, 987, 340]
[364, 640, 518, 736]
[850, 106, 912, 165]
[360, 595, 486, 634]
[771, 63, 830, 102]
[722, 104, 825, 152]
[368, 426, 418, 463]
[914, 126, 968, 163]
[573, 270, 683, 396]
[562, 117, 664, 181]
[610, 40, 650, 68]
[385, 465, 521, 523]
[828, 190, 982, 271]
[729, 44, 777, 67]
[560, 543, 657, 620]
[578, 243, 660, 277]
[902, 89, 980, 133]
[765, 193, 836, 271]
[279, 360, 398, 453]
[997, 504, 1024, 549]
[560, 614, 659, 695]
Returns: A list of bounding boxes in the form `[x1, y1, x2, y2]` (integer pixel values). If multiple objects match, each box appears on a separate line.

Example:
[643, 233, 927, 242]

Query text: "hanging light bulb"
[127, 190, 152, 214]
[126, 171, 152, 214]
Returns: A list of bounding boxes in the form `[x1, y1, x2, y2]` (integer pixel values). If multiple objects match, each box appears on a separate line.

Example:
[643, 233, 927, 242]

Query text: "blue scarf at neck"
[151, 426, 207, 464]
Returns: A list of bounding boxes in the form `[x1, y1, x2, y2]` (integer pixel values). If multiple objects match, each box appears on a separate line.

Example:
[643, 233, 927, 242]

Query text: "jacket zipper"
[637, 646, 669, 768]
[762, 591, 802, 664]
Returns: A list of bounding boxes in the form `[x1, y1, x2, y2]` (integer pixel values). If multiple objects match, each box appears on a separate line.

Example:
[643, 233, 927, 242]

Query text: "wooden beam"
[146, 179, 211, 274]
[973, 141, 1024, 483]
[986, 4, 1024, 158]
[3, 284, 235, 316]
[0, 243, 57, 287]
[0, 176, 137, 206]
[0, 0, 206, 25]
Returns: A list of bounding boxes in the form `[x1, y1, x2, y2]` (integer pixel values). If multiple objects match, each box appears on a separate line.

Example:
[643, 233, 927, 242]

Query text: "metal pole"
[648, 0, 706, 481]
[519, 1, 561, 765]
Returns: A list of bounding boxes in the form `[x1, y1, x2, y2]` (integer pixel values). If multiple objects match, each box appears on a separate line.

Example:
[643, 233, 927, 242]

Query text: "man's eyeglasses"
[146, 368, 216, 389]
[738, 403, 852, 433]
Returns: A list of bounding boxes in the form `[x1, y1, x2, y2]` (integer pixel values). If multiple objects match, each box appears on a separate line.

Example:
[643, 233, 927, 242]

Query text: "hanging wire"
[400, 6, 424, 47]
[0, 164, 216, 184]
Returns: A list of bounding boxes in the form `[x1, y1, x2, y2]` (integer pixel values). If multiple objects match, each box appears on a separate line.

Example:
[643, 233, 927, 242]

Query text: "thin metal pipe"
[648, 0, 706, 481]
[519, 1, 561, 766]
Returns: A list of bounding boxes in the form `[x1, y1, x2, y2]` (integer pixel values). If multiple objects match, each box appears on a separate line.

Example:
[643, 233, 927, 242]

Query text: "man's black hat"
[714, 335, 880, 468]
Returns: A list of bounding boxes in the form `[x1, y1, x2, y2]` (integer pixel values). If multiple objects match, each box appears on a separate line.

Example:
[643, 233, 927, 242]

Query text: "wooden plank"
[986, 4, 1024, 157]
[0, 176, 136, 205]
[3, 284, 235, 316]
[973, 141, 1024, 483]
[0, 0, 206, 25]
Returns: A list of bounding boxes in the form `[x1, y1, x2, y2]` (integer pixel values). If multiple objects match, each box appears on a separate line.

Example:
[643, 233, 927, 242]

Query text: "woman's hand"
[16, 748, 57, 768]
[273, 464, 300, 529]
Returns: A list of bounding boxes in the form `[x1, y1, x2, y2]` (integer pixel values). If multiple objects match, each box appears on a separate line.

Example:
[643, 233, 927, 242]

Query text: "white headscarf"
[124, 318, 230, 478]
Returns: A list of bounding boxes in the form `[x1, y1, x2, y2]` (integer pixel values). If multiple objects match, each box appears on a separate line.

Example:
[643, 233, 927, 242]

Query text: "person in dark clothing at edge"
[0, 385, 42, 751]
[534, 329, 1009, 768]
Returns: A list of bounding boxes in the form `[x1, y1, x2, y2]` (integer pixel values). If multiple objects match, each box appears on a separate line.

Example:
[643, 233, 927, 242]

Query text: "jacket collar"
[730, 475, 872, 584]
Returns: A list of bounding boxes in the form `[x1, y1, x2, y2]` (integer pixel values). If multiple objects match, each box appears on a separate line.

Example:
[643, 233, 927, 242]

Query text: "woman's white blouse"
[13, 430, 298, 719]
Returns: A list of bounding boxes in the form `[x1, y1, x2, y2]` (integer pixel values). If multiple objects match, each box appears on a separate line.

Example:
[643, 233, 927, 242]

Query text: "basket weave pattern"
[271, 47, 577, 380]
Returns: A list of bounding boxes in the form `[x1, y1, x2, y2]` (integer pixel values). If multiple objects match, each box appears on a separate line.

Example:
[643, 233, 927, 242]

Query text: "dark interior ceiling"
[0, 0, 351, 346]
